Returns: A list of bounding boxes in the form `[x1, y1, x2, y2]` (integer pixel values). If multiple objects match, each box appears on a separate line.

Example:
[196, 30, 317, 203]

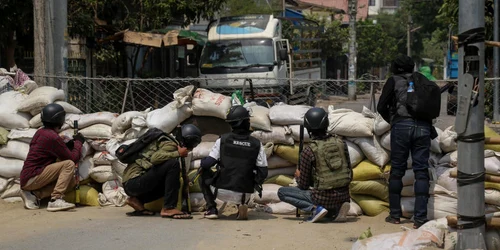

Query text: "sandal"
[385, 215, 401, 224]
[413, 220, 429, 229]
[126, 209, 156, 217]
[161, 213, 193, 219]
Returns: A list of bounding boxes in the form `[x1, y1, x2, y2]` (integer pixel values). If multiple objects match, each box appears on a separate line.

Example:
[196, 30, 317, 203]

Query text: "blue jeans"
[277, 187, 315, 212]
[389, 119, 431, 223]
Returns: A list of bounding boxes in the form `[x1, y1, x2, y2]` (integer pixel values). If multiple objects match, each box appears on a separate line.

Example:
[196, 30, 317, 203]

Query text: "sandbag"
[17, 86, 65, 112]
[352, 160, 383, 181]
[254, 183, 281, 204]
[267, 167, 295, 178]
[215, 187, 254, 205]
[269, 103, 311, 126]
[0, 157, 24, 178]
[401, 197, 415, 218]
[373, 113, 391, 136]
[485, 126, 500, 151]
[0, 182, 21, 199]
[348, 199, 363, 216]
[431, 127, 443, 154]
[89, 165, 116, 183]
[192, 141, 215, 160]
[87, 139, 108, 152]
[146, 102, 192, 133]
[244, 102, 272, 131]
[115, 125, 148, 141]
[435, 166, 457, 193]
[267, 156, 295, 169]
[380, 132, 391, 151]
[65, 112, 117, 129]
[383, 168, 415, 186]
[350, 194, 389, 216]
[111, 110, 148, 135]
[289, 125, 310, 143]
[262, 201, 297, 214]
[93, 151, 112, 166]
[485, 189, 500, 206]
[28, 114, 44, 128]
[0, 127, 8, 145]
[263, 175, 294, 186]
[440, 126, 457, 153]
[347, 141, 364, 167]
[111, 160, 127, 178]
[79, 124, 112, 139]
[78, 156, 93, 181]
[64, 185, 100, 206]
[273, 144, 299, 165]
[29, 100, 83, 116]
[348, 136, 390, 167]
[190, 159, 201, 170]
[191, 88, 231, 119]
[251, 126, 294, 145]
[105, 138, 136, 158]
[263, 142, 274, 158]
[485, 156, 500, 176]
[349, 180, 389, 202]
[0, 177, 10, 193]
[428, 193, 457, 220]
[0, 91, 31, 129]
[0, 140, 30, 160]
[7, 128, 37, 143]
[328, 106, 374, 137]
[401, 185, 414, 197]
[98, 180, 128, 207]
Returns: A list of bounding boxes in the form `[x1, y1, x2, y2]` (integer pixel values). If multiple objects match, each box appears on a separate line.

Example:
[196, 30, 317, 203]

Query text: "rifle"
[296, 124, 305, 218]
[73, 120, 80, 206]
[180, 156, 191, 214]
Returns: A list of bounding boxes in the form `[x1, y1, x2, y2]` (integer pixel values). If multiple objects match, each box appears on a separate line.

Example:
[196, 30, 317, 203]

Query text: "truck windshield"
[200, 39, 274, 73]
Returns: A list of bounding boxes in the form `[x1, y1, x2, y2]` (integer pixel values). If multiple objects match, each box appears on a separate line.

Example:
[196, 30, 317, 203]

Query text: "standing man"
[377, 54, 436, 229]
[278, 107, 351, 223]
[20, 103, 86, 212]
[199, 105, 268, 220]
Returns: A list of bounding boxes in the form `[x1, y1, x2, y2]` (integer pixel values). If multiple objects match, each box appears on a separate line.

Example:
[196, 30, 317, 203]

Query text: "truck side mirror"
[279, 49, 288, 61]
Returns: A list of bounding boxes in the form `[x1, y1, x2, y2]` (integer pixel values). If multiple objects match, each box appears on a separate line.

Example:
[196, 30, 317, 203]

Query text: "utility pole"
[44, 0, 68, 89]
[347, 0, 357, 101]
[494, 0, 499, 121]
[33, 0, 47, 84]
[455, 0, 487, 248]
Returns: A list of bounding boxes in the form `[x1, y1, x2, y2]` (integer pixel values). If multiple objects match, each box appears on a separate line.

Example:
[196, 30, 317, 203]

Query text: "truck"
[197, 14, 323, 106]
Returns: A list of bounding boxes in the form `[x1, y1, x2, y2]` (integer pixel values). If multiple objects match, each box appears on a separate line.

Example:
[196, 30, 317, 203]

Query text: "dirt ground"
[0, 199, 409, 250]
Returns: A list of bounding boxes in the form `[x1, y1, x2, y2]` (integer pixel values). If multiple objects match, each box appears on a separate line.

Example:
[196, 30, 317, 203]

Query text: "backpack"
[405, 72, 441, 120]
[115, 128, 171, 164]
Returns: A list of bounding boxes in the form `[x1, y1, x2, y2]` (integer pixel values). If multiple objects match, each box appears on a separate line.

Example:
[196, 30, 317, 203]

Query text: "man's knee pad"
[389, 168, 406, 180]
[414, 170, 430, 196]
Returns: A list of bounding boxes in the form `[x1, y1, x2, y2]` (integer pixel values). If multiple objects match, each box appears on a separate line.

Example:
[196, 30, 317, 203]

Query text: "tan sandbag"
[273, 144, 299, 165]
[262, 201, 297, 214]
[267, 167, 295, 178]
[251, 126, 294, 145]
[79, 124, 112, 139]
[349, 180, 389, 202]
[0, 91, 31, 129]
[89, 165, 116, 183]
[147, 102, 193, 133]
[269, 103, 311, 126]
[7, 128, 38, 143]
[328, 106, 374, 137]
[66, 112, 118, 129]
[191, 88, 231, 119]
[348, 199, 363, 216]
[192, 141, 215, 160]
[263, 175, 294, 187]
[254, 183, 282, 204]
[352, 160, 383, 181]
[350, 193, 389, 217]
[0, 127, 8, 145]
[446, 212, 500, 228]
[267, 155, 295, 169]
[111, 110, 147, 135]
[348, 136, 390, 167]
[244, 102, 272, 132]
[0, 182, 21, 199]
[0, 157, 24, 178]
[64, 185, 100, 206]
[17, 86, 65, 112]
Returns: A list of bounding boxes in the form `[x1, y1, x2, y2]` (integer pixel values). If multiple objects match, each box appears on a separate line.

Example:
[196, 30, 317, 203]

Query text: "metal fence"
[4, 75, 500, 129]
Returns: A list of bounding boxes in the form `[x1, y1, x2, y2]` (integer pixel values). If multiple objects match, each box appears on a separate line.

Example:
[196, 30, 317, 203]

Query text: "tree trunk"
[4, 31, 16, 69]
[33, 0, 47, 84]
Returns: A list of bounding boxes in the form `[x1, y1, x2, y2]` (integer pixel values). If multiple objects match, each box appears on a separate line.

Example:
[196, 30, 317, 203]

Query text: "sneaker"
[237, 204, 248, 220]
[20, 191, 39, 210]
[47, 198, 76, 212]
[333, 202, 350, 222]
[308, 205, 328, 223]
[204, 207, 218, 219]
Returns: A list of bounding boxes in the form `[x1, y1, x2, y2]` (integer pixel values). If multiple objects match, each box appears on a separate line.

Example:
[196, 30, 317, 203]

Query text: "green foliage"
[222, 0, 281, 16]
[305, 14, 349, 59]
[438, 0, 494, 40]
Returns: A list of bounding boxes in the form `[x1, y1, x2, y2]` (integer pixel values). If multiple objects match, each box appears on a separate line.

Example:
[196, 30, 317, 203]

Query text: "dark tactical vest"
[308, 137, 351, 190]
[216, 132, 261, 193]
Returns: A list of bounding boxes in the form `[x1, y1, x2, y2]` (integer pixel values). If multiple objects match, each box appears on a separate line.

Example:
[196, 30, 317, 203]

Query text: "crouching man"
[278, 108, 352, 223]
[199, 105, 268, 220]
[20, 103, 86, 212]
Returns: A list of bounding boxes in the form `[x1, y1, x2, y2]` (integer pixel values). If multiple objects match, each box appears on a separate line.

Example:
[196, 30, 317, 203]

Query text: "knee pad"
[389, 168, 406, 180]
[414, 169, 430, 181]
[414, 170, 430, 196]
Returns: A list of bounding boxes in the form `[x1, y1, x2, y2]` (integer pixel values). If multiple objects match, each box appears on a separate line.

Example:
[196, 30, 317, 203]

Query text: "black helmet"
[41, 103, 66, 127]
[391, 54, 415, 74]
[304, 107, 329, 131]
[226, 105, 250, 128]
[178, 124, 202, 150]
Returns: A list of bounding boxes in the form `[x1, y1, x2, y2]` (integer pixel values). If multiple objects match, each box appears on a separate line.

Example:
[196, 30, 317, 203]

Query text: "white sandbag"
[29, 100, 83, 116]
[111, 160, 127, 178]
[7, 128, 37, 143]
[435, 166, 457, 193]
[263, 202, 296, 214]
[87, 139, 108, 152]
[0, 177, 10, 194]
[401, 186, 415, 197]
[65, 112, 117, 129]
[430, 127, 443, 154]
[116, 126, 148, 141]
[485, 156, 500, 176]
[328, 106, 373, 137]
[346, 141, 365, 167]
[373, 113, 391, 136]
[93, 151, 113, 166]
[267, 167, 295, 178]
[147, 102, 192, 133]
[400, 197, 415, 218]
[0, 157, 24, 178]
[254, 184, 281, 204]
[485, 189, 500, 206]
[251, 126, 294, 145]
[289, 125, 310, 143]
[190, 159, 201, 170]
[98, 180, 128, 207]
[192, 142, 215, 160]
[89, 165, 116, 183]
[17, 86, 65, 112]
[111, 110, 148, 135]
[191, 88, 231, 119]
[78, 156, 93, 181]
[106, 138, 136, 158]
[0, 183, 21, 199]
[348, 199, 363, 216]
[244, 102, 272, 132]
[439, 126, 457, 153]
[348, 136, 390, 167]
[428, 193, 457, 220]
[0, 140, 29, 160]
[263, 142, 273, 158]
[190, 192, 207, 210]
[267, 156, 295, 169]
[79, 124, 112, 139]
[268, 103, 311, 126]
[380, 132, 391, 151]
[0, 91, 31, 129]
[213, 187, 254, 205]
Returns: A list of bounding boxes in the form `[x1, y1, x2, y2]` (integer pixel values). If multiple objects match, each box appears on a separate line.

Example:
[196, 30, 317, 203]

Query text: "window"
[369, 0, 376, 6]
[383, 0, 399, 7]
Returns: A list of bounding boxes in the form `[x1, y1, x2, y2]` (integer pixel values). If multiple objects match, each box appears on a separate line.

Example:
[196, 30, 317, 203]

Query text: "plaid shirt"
[297, 139, 351, 210]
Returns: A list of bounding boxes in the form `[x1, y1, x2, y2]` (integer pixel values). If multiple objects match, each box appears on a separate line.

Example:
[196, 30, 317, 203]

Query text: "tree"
[221, 0, 282, 16]
[0, 0, 33, 69]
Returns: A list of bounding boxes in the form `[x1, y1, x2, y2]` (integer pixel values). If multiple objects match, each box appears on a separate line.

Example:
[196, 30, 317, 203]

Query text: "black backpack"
[405, 72, 441, 120]
[115, 128, 172, 164]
